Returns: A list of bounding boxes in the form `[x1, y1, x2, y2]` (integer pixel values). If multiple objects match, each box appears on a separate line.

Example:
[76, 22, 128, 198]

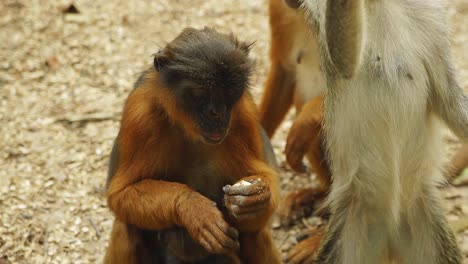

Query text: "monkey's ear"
[153, 50, 170, 72]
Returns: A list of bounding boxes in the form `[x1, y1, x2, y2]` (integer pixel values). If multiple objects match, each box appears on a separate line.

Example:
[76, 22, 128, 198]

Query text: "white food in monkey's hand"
[236, 180, 252, 187]
[223, 178, 262, 192]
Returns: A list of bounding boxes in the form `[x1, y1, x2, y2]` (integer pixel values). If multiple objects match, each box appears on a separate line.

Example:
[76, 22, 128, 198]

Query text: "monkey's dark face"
[176, 79, 244, 144]
[154, 27, 253, 144]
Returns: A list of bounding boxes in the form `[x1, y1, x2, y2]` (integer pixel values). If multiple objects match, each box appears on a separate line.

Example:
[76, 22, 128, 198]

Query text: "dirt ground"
[0, 0, 467, 263]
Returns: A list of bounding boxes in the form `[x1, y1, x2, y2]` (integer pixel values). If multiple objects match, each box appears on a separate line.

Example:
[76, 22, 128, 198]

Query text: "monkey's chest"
[169, 161, 235, 205]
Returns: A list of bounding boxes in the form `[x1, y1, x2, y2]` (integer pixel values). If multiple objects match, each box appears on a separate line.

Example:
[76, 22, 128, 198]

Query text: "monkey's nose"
[209, 106, 225, 118]
[209, 109, 220, 117]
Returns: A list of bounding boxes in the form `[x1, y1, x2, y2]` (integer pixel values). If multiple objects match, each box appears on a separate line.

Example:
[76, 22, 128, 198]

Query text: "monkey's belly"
[325, 76, 441, 204]
[158, 228, 233, 264]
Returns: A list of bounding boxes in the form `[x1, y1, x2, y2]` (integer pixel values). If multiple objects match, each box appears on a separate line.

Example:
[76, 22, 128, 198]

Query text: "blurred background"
[0, 0, 467, 263]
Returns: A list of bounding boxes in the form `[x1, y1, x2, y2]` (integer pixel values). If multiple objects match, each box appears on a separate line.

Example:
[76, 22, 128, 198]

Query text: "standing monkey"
[259, 0, 332, 223]
[104, 27, 281, 264]
[295, 0, 466, 263]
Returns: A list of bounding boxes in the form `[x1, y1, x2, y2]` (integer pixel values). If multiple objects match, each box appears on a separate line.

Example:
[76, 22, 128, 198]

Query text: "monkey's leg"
[259, 63, 296, 137]
[397, 187, 462, 264]
[159, 228, 242, 264]
[104, 220, 163, 264]
[104, 220, 138, 264]
[314, 185, 396, 264]
[239, 229, 281, 264]
[160, 228, 211, 262]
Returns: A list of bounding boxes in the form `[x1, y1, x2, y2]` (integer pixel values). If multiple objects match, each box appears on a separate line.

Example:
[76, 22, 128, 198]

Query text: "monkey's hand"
[223, 177, 271, 221]
[278, 187, 327, 227]
[285, 118, 318, 173]
[287, 227, 325, 264]
[176, 191, 240, 255]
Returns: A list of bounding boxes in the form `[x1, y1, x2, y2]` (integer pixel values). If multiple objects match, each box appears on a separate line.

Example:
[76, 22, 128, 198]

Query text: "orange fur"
[287, 227, 325, 264]
[280, 95, 331, 224]
[260, 0, 331, 212]
[259, 1, 331, 260]
[105, 71, 280, 263]
[259, 0, 303, 137]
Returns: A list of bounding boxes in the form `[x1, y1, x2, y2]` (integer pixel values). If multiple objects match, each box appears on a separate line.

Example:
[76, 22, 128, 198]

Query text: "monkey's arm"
[324, 0, 365, 78]
[223, 96, 279, 231]
[285, 94, 325, 172]
[106, 91, 196, 230]
[259, 62, 296, 137]
[428, 56, 468, 142]
[108, 175, 193, 230]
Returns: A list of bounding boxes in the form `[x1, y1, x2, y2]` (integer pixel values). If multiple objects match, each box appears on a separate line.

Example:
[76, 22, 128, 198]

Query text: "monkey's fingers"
[225, 191, 270, 207]
[198, 235, 215, 253]
[286, 232, 323, 264]
[232, 210, 265, 220]
[229, 200, 269, 217]
[223, 179, 266, 196]
[215, 220, 239, 241]
[202, 225, 240, 254]
[226, 227, 239, 241]
[287, 243, 314, 264]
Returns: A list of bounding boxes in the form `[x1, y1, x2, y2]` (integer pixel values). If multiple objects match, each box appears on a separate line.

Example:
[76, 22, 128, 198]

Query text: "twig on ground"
[55, 113, 120, 124]
[87, 217, 101, 239]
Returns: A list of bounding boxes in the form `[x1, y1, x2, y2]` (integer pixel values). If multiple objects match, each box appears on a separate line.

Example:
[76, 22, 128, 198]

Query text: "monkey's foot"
[287, 227, 325, 264]
[277, 187, 327, 226]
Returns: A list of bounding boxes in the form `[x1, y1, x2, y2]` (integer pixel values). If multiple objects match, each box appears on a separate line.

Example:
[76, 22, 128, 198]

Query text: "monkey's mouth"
[202, 132, 227, 144]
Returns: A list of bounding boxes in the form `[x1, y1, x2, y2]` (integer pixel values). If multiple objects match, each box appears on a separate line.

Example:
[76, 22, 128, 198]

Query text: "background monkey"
[259, 0, 325, 138]
[104, 27, 280, 264]
[259, 0, 332, 223]
[296, 0, 466, 263]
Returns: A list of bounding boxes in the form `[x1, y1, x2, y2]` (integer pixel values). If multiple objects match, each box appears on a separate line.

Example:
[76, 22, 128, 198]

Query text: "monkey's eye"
[191, 88, 207, 98]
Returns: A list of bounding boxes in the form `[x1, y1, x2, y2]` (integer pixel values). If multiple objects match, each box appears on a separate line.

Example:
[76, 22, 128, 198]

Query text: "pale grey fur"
[300, 0, 465, 263]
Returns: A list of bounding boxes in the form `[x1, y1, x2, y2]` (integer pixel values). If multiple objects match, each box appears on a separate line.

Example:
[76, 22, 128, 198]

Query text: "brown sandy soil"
[0, 0, 467, 263]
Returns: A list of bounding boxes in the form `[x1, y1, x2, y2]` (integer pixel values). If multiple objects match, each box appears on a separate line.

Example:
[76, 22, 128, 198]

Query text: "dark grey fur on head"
[154, 27, 254, 95]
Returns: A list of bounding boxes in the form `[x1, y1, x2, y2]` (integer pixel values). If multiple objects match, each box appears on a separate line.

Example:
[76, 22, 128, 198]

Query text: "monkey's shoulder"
[133, 67, 156, 90]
